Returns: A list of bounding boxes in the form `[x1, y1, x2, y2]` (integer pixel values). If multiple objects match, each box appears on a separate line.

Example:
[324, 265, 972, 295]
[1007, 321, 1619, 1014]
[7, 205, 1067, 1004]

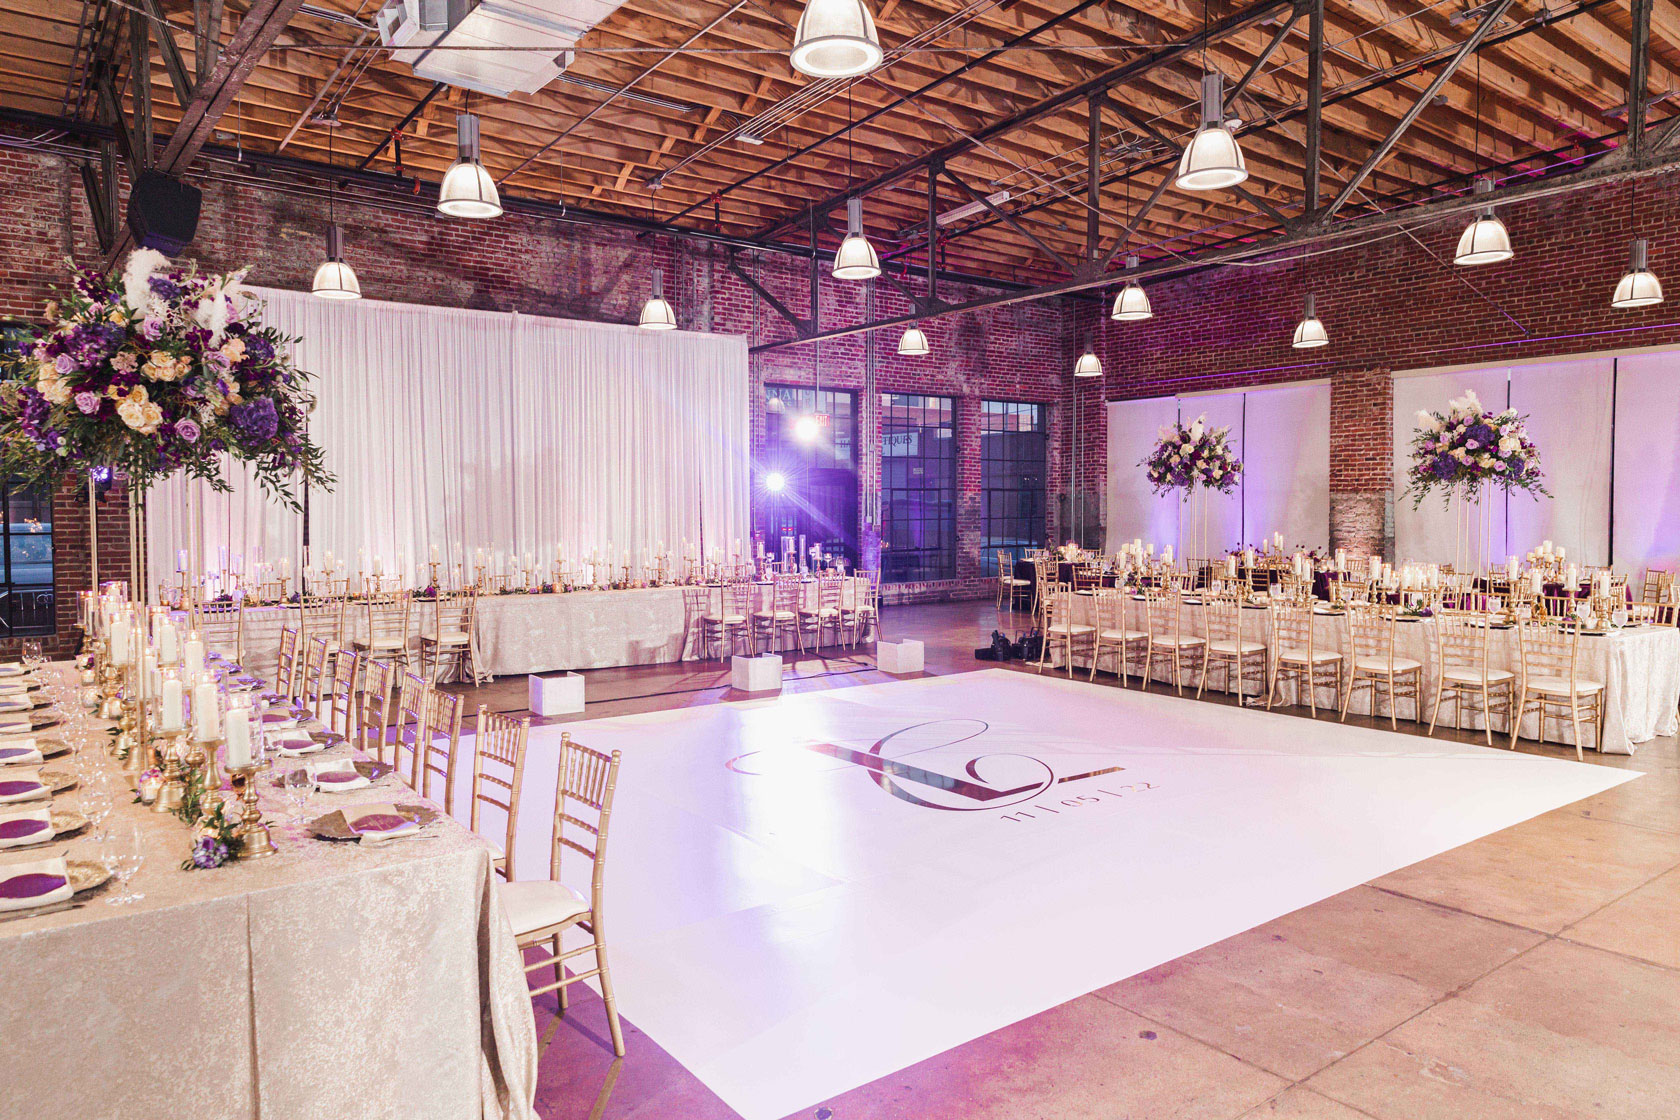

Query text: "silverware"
[0, 900, 84, 923]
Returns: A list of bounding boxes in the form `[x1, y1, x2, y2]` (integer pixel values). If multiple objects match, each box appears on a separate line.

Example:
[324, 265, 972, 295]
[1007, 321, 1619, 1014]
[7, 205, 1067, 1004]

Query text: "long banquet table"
[0, 663, 538, 1120]
[1046, 594, 1680, 754]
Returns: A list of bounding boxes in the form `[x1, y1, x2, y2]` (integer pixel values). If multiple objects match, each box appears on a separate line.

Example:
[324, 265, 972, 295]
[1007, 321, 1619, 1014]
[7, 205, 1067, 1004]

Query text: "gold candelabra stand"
[152, 727, 190, 813]
[228, 764, 277, 858]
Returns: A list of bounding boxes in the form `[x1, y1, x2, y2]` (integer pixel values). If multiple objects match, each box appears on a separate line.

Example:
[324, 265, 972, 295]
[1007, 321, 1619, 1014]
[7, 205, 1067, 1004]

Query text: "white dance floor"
[502, 670, 1636, 1120]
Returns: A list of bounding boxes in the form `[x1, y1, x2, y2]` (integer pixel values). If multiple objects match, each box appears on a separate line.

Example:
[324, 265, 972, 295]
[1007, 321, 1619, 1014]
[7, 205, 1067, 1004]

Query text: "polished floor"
[453, 599, 1680, 1120]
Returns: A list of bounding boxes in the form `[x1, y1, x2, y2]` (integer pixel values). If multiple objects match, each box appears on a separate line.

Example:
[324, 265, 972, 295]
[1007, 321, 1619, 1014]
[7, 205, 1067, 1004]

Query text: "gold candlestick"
[228, 764, 277, 859]
[187, 732, 224, 803]
[152, 729, 190, 812]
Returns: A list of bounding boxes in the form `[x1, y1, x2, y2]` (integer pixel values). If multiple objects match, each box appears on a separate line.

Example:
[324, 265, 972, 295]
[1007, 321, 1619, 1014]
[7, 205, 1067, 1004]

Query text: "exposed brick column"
[1328, 368, 1393, 560]
[953, 394, 983, 581]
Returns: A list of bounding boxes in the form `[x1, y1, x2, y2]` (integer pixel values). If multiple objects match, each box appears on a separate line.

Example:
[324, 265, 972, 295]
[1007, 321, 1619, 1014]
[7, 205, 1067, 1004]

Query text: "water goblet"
[283, 767, 314, 824]
[21, 639, 42, 672]
[106, 820, 145, 905]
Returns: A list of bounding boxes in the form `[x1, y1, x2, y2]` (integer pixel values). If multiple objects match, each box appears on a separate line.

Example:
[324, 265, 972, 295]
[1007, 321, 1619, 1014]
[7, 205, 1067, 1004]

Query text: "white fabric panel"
[1241, 382, 1330, 551]
[1180, 392, 1245, 557]
[1391, 368, 1510, 566]
[1612, 351, 1680, 570]
[1103, 396, 1180, 553]
[148, 287, 749, 590]
[1507, 357, 1614, 565]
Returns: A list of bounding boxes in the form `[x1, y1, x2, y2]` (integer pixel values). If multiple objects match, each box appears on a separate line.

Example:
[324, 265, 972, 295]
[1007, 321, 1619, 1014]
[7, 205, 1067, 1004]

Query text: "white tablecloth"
[1049, 596, 1680, 754]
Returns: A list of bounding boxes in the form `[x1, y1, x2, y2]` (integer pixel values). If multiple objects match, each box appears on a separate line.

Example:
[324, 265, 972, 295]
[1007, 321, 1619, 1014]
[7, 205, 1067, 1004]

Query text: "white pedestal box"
[877, 639, 924, 675]
[731, 654, 783, 693]
[528, 672, 585, 716]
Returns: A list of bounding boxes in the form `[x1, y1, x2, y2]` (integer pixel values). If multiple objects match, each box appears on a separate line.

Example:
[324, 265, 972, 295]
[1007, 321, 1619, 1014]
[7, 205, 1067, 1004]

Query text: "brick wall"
[1089, 168, 1680, 558]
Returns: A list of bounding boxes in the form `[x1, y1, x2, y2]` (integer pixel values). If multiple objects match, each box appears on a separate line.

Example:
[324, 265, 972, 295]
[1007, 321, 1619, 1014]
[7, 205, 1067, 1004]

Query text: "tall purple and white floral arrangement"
[1403, 389, 1547, 509]
[0, 249, 331, 507]
[1142, 414, 1243, 495]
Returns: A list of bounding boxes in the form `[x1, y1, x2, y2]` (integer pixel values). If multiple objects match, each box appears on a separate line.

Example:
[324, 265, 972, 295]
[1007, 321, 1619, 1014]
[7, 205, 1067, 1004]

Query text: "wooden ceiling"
[1, 0, 1674, 285]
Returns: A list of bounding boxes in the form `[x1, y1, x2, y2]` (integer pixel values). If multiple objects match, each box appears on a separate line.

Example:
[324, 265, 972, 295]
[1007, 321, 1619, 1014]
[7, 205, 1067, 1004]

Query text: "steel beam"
[1628, 0, 1654, 155]
[1320, 0, 1515, 221]
[941, 166, 1077, 276]
[1085, 91, 1102, 269]
[1304, 0, 1324, 214]
[1225, 4, 1304, 111]
[727, 254, 812, 334]
[753, 0, 1296, 243]
[356, 82, 444, 170]
[752, 139, 1680, 353]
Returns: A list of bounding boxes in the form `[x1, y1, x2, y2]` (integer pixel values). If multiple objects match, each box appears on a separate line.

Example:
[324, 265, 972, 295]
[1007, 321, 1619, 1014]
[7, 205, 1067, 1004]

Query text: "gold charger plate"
[39, 769, 76, 794]
[307, 802, 441, 841]
[67, 859, 110, 893]
[0, 809, 90, 850]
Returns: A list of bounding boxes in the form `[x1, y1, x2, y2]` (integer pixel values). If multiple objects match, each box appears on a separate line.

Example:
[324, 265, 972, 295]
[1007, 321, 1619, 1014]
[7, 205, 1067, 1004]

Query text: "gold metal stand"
[229, 764, 277, 858]
[152, 729, 190, 812]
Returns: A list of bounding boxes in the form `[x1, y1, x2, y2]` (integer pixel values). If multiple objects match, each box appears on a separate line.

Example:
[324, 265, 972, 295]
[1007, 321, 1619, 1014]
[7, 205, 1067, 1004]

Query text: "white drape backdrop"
[148, 287, 750, 590]
[1106, 381, 1330, 555]
[1612, 350, 1680, 569]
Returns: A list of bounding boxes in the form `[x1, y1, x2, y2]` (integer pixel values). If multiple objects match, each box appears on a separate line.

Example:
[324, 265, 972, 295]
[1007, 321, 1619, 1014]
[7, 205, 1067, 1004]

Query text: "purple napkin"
[316, 771, 358, 784]
[351, 812, 408, 833]
[0, 817, 49, 841]
[0, 779, 42, 798]
[0, 871, 66, 900]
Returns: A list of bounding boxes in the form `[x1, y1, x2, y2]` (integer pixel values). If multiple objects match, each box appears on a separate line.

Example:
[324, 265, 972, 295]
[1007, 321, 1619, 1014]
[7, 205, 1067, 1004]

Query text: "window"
[981, 401, 1048, 576]
[762, 386, 859, 566]
[1, 482, 53, 638]
[880, 393, 955, 583]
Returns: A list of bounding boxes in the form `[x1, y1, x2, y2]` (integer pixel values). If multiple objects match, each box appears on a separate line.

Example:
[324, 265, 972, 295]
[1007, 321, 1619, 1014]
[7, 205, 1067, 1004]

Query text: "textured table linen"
[1050, 596, 1680, 754]
[0, 671, 537, 1120]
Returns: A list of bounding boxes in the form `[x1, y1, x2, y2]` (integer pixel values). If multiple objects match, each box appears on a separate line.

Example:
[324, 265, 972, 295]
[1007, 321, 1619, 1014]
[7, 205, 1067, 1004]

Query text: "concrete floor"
[455, 599, 1680, 1120]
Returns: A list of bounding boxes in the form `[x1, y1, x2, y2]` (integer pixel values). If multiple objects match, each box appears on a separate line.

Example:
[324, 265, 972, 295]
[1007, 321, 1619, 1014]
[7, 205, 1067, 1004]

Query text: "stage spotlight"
[765, 471, 787, 493]
[792, 414, 820, 443]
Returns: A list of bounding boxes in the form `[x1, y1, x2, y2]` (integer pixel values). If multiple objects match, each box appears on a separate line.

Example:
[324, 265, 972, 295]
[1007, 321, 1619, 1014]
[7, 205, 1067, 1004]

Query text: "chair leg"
[1571, 704, 1585, 762]
[552, 934, 568, 1013]
[594, 932, 626, 1058]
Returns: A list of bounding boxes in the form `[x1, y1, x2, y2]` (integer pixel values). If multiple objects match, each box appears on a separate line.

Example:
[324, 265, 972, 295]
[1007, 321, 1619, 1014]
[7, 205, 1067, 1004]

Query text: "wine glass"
[106, 820, 145, 905]
[20, 639, 42, 672]
[82, 769, 114, 842]
[284, 767, 314, 823]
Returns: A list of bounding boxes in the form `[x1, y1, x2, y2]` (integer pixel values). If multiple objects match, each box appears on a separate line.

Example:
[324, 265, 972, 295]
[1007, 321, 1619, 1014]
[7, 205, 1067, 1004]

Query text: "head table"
[0, 662, 537, 1120]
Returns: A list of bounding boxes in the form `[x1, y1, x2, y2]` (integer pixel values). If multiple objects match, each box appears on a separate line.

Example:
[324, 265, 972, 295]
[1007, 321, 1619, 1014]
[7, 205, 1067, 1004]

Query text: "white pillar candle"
[183, 632, 205, 676]
[193, 677, 219, 741]
[224, 706, 251, 769]
[110, 618, 132, 666]
[160, 677, 184, 730]
[156, 620, 179, 664]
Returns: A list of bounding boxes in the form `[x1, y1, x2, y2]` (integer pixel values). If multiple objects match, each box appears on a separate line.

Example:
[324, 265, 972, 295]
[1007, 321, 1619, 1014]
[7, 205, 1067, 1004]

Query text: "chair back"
[1436, 612, 1491, 675]
[1092, 587, 1128, 633]
[1519, 622, 1583, 689]
[1628, 601, 1679, 627]
[300, 633, 330, 708]
[551, 732, 623, 919]
[774, 575, 804, 615]
[1041, 584, 1079, 630]
[427, 589, 476, 641]
[362, 590, 412, 653]
[275, 625, 301, 700]
[1540, 592, 1588, 622]
[471, 706, 530, 880]
[192, 600, 243, 662]
[1639, 566, 1672, 604]
[816, 577, 844, 612]
[328, 647, 363, 738]
[1071, 565, 1102, 593]
[359, 659, 398, 766]
[1203, 596, 1245, 647]
[397, 671, 429, 789]
[1143, 588, 1186, 636]
[1347, 604, 1398, 666]
[721, 580, 752, 618]
[296, 595, 345, 646]
[421, 687, 464, 815]
[995, 550, 1015, 583]
[1270, 600, 1314, 655]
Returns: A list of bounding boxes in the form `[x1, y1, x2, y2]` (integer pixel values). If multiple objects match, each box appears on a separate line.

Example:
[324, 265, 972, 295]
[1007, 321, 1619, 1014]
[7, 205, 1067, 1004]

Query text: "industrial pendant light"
[438, 113, 502, 219]
[1176, 74, 1247, 191]
[313, 124, 360, 300]
[1613, 238, 1663, 308]
[790, 0, 882, 78]
[312, 225, 361, 300]
[898, 325, 930, 355]
[1454, 178, 1512, 265]
[1292, 294, 1328, 349]
[1074, 344, 1103, 378]
[833, 199, 881, 279]
[638, 268, 677, 329]
[1111, 255, 1152, 321]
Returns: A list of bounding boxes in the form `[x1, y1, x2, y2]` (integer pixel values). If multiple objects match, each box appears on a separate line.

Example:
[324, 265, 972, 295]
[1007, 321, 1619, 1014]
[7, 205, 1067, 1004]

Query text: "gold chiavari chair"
[1629, 601, 1680, 627]
[352, 590, 413, 670]
[1200, 594, 1268, 701]
[192, 599, 244, 664]
[797, 577, 845, 651]
[358, 659, 399, 768]
[703, 581, 753, 659]
[1071, 565, 1104, 593]
[471, 706, 530, 881]
[1090, 587, 1149, 684]
[327, 647, 364, 740]
[420, 687, 464, 816]
[1539, 592, 1590, 622]
[1430, 612, 1516, 746]
[419, 589, 481, 685]
[297, 635, 327, 718]
[854, 569, 881, 642]
[1342, 605, 1423, 729]
[1512, 622, 1603, 759]
[296, 594, 346, 655]
[1268, 600, 1342, 716]
[996, 550, 1031, 612]
[274, 625, 302, 701]
[752, 577, 801, 654]
[1639, 566, 1672, 604]
[395, 670, 430, 790]
[1036, 583, 1095, 677]
[477, 572, 511, 594]
[498, 732, 626, 1056]
[1142, 587, 1205, 694]
[836, 576, 865, 648]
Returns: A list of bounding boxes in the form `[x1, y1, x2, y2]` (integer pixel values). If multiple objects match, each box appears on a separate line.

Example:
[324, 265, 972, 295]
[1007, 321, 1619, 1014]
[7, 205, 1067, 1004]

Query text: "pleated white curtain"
[147, 287, 749, 590]
[1612, 350, 1680, 569]
[1104, 396, 1181, 552]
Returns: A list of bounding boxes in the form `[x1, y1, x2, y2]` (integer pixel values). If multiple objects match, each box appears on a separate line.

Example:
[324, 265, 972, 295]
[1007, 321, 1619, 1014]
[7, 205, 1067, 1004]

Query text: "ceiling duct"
[377, 0, 624, 98]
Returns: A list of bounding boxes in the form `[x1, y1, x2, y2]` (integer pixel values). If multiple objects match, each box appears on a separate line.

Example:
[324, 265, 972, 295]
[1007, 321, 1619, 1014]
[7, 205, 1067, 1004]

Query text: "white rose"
[1498, 435, 1519, 455]
[117, 397, 148, 430]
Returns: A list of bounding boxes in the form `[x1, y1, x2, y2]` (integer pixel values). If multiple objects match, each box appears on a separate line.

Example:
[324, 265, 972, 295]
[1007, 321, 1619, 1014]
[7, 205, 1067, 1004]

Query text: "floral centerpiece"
[0, 249, 330, 505]
[1404, 389, 1547, 508]
[1142, 414, 1243, 495]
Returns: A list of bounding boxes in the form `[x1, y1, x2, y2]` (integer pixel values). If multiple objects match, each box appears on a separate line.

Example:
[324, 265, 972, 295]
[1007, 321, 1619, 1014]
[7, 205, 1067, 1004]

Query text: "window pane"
[880, 393, 956, 583]
[762, 386, 859, 567]
[1, 480, 55, 638]
[979, 400, 1047, 576]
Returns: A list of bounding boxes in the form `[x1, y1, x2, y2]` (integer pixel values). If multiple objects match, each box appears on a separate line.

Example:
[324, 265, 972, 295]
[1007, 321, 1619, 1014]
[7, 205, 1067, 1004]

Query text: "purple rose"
[141, 318, 164, 341]
[204, 351, 230, 373]
[174, 418, 201, 443]
[53, 353, 77, 374]
[74, 391, 100, 414]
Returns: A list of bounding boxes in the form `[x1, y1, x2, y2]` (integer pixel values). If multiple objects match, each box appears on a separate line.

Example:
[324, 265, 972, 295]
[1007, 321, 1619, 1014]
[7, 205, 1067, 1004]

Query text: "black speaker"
[126, 171, 201, 255]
